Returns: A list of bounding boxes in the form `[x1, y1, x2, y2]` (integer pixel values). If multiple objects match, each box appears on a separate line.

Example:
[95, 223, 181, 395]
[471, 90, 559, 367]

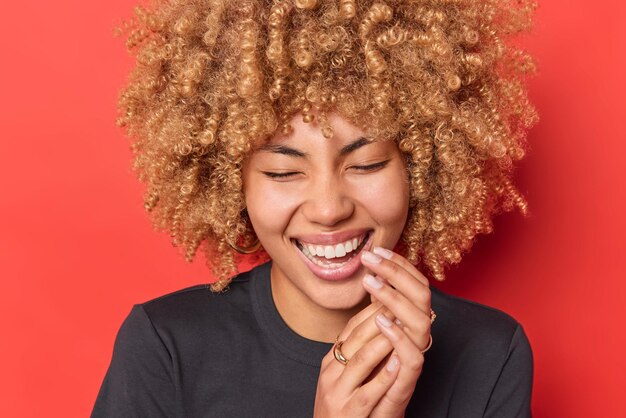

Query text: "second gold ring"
[333, 339, 349, 365]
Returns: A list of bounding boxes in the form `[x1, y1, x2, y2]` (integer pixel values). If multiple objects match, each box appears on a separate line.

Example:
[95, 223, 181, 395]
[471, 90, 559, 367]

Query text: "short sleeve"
[484, 323, 534, 418]
[91, 305, 176, 418]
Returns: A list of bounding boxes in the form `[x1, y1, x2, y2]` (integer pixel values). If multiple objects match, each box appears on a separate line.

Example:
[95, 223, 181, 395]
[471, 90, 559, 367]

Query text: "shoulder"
[430, 285, 521, 329]
[92, 270, 264, 417]
[131, 266, 260, 340]
[424, 285, 534, 414]
[142, 267, 254, 307]
[429, 285, 530, 356]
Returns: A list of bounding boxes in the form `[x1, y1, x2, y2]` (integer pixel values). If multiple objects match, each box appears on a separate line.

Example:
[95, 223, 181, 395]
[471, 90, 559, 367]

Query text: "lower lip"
[293, 233, 373, 281]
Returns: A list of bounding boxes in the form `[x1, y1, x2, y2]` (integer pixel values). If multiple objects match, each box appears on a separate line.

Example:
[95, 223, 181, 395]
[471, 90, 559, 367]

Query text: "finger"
[361, 249, 432, 317]
[335, 302, 396, 367]
[335, 333, 394, 395]
[335, 300, 383, 343]
[362, 248, 430, 302]
[371, 247, 429, 286]
[370, 277, 389, 303]
[362, 273, 431, 349]
[348, 353, 401, 415]
[372, 313, 425, 410]
[322, 300, 391, 373]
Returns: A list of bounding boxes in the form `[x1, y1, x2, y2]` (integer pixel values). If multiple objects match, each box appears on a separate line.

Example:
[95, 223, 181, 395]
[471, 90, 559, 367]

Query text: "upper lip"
[292, 229, 371, 246]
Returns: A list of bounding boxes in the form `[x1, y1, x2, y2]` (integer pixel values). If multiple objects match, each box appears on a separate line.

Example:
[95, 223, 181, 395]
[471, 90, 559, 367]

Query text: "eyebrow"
[258, 136, 373, 158]
[258, 144, 307, 157]
[339, 137, 372, 156]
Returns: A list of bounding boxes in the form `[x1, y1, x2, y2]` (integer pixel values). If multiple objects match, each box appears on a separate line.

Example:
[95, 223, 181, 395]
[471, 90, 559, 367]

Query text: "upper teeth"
[299, 234, 366, 259]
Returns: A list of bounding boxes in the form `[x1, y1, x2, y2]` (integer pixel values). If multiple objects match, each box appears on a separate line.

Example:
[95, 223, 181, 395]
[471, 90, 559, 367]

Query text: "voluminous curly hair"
[116, 0, 538, 292]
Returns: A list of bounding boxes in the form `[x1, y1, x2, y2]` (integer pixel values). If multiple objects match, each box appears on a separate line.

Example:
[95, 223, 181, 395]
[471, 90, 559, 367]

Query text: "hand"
[313, 248, 432, 417]
[360, 247, 433, 418]
[313, 300, 402, 417]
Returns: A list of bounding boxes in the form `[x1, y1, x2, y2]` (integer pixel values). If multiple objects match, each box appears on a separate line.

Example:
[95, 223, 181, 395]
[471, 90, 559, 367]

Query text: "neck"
[270, 266, 369, 344]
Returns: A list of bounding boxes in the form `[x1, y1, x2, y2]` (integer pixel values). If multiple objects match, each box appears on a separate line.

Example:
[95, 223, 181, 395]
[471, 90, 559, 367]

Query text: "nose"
[301, 174, 355, 227]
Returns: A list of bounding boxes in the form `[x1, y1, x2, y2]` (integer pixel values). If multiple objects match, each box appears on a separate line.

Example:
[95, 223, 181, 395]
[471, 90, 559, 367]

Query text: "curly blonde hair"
[116, 0, 538, 292]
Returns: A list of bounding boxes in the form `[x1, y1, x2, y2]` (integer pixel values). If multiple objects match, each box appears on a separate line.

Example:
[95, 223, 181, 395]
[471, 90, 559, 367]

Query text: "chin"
[306, 279, 370, 311]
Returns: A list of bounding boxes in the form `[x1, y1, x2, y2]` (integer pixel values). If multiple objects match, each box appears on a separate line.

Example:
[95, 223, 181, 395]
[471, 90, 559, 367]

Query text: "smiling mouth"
[293, 232, 371, 269]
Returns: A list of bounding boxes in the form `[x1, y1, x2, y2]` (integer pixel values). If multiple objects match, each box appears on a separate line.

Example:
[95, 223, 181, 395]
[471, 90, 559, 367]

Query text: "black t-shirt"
[92, 261, 533, 417]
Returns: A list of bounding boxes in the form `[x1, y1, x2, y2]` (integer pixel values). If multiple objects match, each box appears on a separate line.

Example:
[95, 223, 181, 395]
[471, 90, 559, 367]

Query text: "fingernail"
[372, 247, 393, 260]
[363, 274, 383, 289]
[376, 313, 393, 328]
[361, 250, 382, 264]
[394, 318, 402, 326]
[386, 355, 399, 372]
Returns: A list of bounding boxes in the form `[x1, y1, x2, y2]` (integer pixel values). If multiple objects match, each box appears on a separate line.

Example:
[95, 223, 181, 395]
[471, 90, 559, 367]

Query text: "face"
[242, 112, 410, 312]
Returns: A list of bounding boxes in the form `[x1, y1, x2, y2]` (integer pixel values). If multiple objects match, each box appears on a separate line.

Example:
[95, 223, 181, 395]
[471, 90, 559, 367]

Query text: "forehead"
[259, 111, 372, 146]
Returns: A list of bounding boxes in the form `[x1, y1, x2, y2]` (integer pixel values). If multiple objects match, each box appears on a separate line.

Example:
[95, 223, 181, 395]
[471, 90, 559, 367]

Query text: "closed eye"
[262, 171, 300, 179]
[261, 160, 390, 180]
[351, 160, 390, 172]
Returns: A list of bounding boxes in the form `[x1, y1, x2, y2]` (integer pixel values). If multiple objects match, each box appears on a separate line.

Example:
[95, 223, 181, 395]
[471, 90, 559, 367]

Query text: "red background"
[1, 1, 624, 416]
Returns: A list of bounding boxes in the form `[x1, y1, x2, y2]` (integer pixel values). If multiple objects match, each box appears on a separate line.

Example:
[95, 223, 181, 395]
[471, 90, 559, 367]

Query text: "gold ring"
[421, 334, 433, 354]
[333, 339, 349, 365]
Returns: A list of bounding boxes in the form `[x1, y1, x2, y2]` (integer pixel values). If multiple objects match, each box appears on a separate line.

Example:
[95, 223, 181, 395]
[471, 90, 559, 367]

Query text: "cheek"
[242, 161, 297, 238]
[244, 183, 304, 236]
[354, 171, 410, 227]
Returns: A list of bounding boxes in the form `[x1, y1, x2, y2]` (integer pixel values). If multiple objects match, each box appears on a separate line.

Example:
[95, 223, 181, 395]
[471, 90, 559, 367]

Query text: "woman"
[93, 0, 538, 416]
